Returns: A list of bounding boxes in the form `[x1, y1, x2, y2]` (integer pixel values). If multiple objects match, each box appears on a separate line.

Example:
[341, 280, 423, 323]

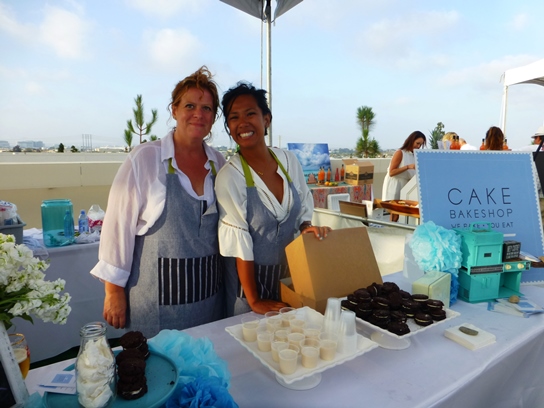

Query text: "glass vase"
[76, 322, 116, 408]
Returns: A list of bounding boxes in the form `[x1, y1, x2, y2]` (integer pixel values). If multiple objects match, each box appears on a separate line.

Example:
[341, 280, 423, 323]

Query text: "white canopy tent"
[500, 59, 544, 135]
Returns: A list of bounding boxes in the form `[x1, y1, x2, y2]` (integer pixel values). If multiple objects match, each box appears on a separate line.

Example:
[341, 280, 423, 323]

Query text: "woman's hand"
[104, 282, 127, 329]
[249, 299, 290, 314]
[406, 163, 415, 170]
[301, 225, 332, 240]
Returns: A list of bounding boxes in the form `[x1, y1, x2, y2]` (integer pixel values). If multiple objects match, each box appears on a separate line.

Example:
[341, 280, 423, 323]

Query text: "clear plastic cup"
[241, 316, 260, 342]
[280, 307, 297, 327]
[287, 332, 305, 352]
[274, 328, 290, 343]
[279, 349, 298, 375]
[257, 332, 272, 352]
[338, 310, 357, 354]
[271, 341, 288, 363]
[303, 323, 322, 340]
[265, 311, 282, 333]
[323, 297, 341, 334]
[289, 318, 306, 333]
[319, 332, 338, 361]
[301, 346, 319, 368]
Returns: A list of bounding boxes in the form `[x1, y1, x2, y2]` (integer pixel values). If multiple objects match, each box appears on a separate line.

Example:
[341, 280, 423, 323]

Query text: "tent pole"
[500, 85, 508, 136]
[265, 0, 272, 147]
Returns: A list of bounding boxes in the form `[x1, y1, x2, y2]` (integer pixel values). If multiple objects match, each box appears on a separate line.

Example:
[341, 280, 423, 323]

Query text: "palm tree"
[355, 106, 381, 158]
[125, 95, 158, 145]
[429, 122, 445, 149]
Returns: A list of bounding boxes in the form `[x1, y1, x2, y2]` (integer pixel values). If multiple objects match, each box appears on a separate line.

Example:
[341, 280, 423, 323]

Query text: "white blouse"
[90, 130, 226, 287]
[215, 147, 314, 261]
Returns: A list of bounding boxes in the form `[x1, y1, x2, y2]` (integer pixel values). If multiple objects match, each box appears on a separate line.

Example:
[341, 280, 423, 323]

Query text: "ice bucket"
[41, 199, 74, 247]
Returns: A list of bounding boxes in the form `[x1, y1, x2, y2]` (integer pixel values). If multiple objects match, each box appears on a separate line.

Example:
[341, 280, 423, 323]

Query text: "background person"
[516, 126, 544, 151]
[216, 82, 330, 316]
[90, 67, 226, 338]
[484, 126, 505, 151]
[382, 131, 426, 222]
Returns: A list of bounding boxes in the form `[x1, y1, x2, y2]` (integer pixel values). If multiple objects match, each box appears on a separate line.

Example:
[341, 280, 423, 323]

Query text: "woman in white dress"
[382, 131, 426, 221]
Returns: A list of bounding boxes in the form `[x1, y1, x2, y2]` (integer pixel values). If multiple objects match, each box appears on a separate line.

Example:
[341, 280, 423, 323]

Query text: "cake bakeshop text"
[447, 187, 513, 228]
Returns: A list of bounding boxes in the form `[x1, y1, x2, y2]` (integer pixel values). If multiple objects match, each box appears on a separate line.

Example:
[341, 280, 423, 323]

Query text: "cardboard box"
[338, 201, 367, 217]
[282, 227, 382, 313]
[344, 162, 374, 186]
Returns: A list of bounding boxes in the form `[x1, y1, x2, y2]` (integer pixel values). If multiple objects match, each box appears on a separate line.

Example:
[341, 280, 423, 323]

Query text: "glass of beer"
[9, 333, 30, 379]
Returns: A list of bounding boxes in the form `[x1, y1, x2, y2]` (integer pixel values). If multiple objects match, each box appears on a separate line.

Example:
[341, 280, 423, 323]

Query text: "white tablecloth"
[26, 273, 544, 407]
[15, 242, 125, 363]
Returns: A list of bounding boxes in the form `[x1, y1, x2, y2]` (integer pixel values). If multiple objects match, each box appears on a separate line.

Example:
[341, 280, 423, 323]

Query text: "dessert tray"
[43, 350, 178, 408]
[356, 308, 461, 350]
[225, 307, 379, 390]
[379, 199, 420, 215]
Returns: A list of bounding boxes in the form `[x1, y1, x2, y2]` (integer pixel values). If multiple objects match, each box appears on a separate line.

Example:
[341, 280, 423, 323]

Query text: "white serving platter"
[225, 307, 379, 386]
[355, 308, 461, 350]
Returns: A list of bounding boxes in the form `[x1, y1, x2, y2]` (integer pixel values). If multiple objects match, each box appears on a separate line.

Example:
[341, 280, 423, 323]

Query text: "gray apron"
[126, 158, 224, 338]
[225, 150, 302, 316]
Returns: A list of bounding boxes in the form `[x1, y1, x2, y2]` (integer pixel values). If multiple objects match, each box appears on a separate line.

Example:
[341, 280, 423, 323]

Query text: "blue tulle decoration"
[149, 330, 237, 408]
[409, 221, 463, 304]
[166, 376, 239, 408]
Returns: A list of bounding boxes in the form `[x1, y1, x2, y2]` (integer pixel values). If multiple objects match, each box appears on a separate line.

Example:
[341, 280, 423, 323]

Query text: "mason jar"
[76, 322, 116, 408]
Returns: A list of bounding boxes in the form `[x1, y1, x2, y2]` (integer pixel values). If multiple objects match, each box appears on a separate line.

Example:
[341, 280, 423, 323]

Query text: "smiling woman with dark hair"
[215, 81, 331, 316]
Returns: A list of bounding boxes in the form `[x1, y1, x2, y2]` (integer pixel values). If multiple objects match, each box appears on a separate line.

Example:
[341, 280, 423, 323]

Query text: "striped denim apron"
[126, 159, 224, 338]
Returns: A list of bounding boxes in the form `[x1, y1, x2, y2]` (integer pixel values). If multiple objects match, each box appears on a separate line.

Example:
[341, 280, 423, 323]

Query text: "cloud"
[357, 10, 460, 68]
[126, 0, 207, 19]
[0, 3, 36, 42]
[25, 81, 45, 95]
[437, 55, 541, 92]
[39, 5, 92, 59]
[508, 13, 529, 31]
[144, 28, 202, 70]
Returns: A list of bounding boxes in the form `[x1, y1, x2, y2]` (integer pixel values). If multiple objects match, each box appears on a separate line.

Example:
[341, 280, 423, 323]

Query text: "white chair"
[327, 193, 350, 211]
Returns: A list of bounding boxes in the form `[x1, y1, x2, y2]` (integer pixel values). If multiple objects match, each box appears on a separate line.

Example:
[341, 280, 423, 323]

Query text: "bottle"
[63, 209, 74, 243]
[340, 164, 345, 181]
[76, 322, 116, 408]
[335, 168, 340, 182]
[450, 136, 460, 150]
[503, 139, 509, 150]
[327, 167, 331, 182]
[78, 210, 89, 233]
[318, 167, 325, 184]
[480, 138, 486, 150]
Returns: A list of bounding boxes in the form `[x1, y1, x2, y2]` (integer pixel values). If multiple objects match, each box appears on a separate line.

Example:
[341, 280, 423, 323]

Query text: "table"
[309, 183, 372, 208]
[15, 242, 126, 363]
[26, 273, 544, 407]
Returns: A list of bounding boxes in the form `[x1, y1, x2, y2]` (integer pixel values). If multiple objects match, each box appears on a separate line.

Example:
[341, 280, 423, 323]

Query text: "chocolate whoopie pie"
[117, 378, 148, 400]
[116, 348, 146, 365]
[426, 299, 444, 310]
[388, 292, 403, 311]
[120, 330, 150, 359]
[382, 282, 400, 295]
[387, 321, 410, 336]
[414, 313, 433, 327]
[118, 358, 146, 377]
[398, 290, 412, 300]
[341, 299, 356, 312]
[390, 310, 407, 323]
[401, 300, 420, 317]
[354, 288, 371, 301]
[372, 297, 391, 310]
[430, 309, 447, 321]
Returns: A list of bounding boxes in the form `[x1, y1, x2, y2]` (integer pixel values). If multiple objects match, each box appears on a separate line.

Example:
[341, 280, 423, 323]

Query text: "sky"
[1, 0, 544, 151]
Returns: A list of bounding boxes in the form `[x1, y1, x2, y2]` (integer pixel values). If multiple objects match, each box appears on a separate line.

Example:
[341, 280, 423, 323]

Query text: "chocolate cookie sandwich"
[414, 312, 433, 327]
[387, 321, 410, 336]
[120, 330, 149, 359]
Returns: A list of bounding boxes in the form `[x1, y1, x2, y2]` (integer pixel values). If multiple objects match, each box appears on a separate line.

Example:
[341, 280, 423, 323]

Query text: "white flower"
[0, 233, 71, 329]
